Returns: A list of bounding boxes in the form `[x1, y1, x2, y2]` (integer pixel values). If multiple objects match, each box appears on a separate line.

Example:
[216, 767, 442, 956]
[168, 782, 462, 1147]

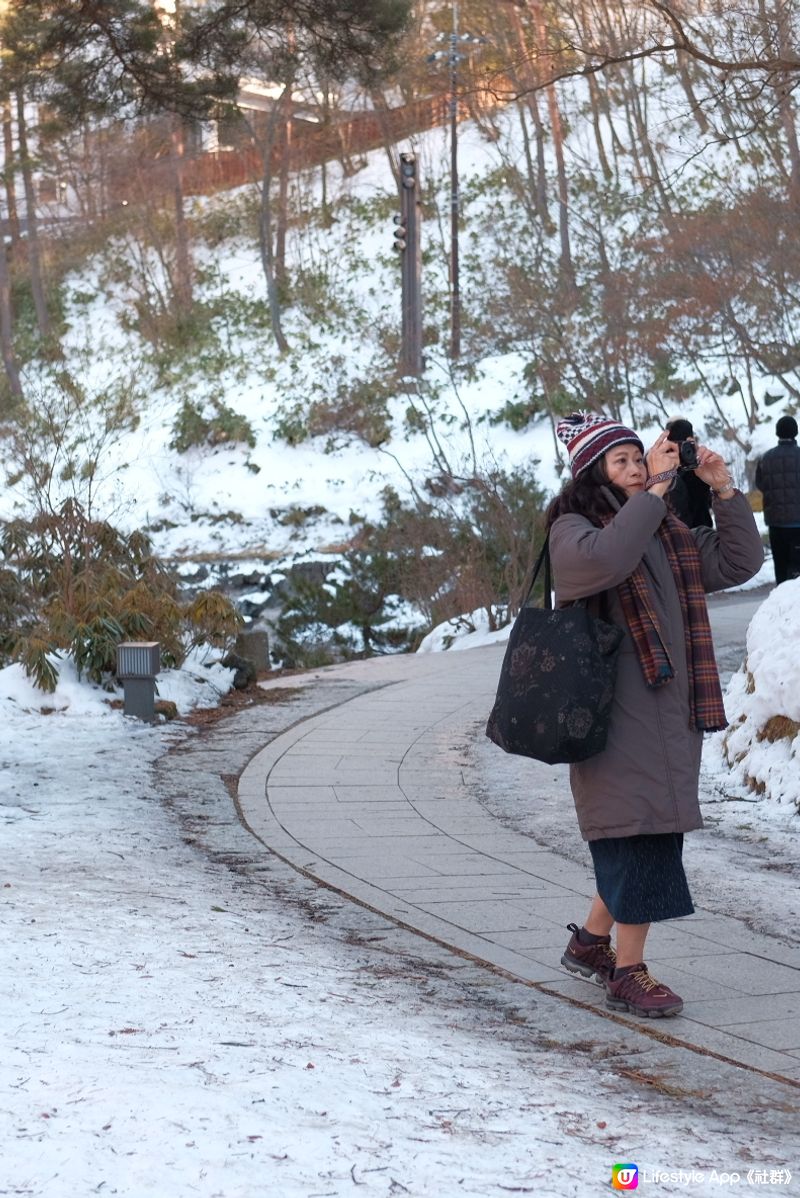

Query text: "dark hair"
[776, 415, 798, 440]
[546, 458, 629, 528]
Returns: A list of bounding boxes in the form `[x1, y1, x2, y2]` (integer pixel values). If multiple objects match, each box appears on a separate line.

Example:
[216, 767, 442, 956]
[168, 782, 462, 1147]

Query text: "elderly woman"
[548, 412, 763, 1017]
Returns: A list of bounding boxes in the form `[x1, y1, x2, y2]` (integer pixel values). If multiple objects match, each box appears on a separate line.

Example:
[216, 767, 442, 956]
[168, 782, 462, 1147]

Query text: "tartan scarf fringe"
[613, 513, 727, 732]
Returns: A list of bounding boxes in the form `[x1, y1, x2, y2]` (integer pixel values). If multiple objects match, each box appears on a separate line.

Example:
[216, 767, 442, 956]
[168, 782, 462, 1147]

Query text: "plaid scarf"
[612, 512, 726, 732]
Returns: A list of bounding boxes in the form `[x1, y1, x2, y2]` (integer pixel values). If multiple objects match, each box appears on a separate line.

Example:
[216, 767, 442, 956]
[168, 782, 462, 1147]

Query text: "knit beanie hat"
[556, 412, 644, 479]
[776, 415, 798, 439]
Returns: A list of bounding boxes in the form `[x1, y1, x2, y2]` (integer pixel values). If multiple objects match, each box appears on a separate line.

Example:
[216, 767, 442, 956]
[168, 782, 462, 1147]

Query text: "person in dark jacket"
[665, 418, 713, 529]
[547, 412, 763, 1019]
[755, 415, 800, 584]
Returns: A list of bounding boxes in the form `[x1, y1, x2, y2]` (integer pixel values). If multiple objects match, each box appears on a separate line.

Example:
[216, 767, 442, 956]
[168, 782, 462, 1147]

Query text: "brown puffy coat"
[549, 489, 763, 841]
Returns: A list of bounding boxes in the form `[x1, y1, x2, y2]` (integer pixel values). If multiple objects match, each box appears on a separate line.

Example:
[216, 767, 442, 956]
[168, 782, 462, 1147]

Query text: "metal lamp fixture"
[116, 641, 161, 723]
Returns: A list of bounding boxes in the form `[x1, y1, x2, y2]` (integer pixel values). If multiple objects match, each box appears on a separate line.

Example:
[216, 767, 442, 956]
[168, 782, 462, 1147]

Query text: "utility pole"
[393, 151, 423, 377]
[449, 1, 461, 360]
[428, 5, 486, 362]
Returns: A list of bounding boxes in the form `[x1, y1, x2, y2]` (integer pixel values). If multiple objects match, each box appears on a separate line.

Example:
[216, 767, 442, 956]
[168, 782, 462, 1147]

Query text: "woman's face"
[603, 443, 646, 496]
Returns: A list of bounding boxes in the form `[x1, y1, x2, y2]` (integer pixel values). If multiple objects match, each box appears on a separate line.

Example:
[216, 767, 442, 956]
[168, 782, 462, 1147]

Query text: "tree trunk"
[275, 94, 292, 287]
[626, 61, 673, 213]
[501, 5, 549, 222]
[170, 117, 193, 311]
[546, 83, 573, 278]
[2, 102, 21, 247]
[0, 217, 22, 401]
[513, 101, 541, 224]
[772, 1, 800, 211]
[15, 88, 50, 341]
[369, 88, 401, 189]
[257, 90, 291, 355]
[530, 86, 549, 225]
[778, 92, 800, 210]
[530, 2, 570, 268]
[586, 74, 613, 181]
[677, 56, 710, 134]
[82, 123, 98, 222]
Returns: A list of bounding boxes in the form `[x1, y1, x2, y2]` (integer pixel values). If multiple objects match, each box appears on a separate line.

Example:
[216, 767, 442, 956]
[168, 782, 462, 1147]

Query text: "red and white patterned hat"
[556, 412, 644, 479]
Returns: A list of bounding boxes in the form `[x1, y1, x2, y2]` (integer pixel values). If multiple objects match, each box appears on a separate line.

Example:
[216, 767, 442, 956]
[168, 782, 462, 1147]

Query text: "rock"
[155, 699, 179, 721]
[272, 560, 330, 600]
[239, 598, 271, 619]
[221, 652, 257, 690]
[234, 627, 271, 673]
[228, 570, 269, 590]
[178, 564, 210, 585]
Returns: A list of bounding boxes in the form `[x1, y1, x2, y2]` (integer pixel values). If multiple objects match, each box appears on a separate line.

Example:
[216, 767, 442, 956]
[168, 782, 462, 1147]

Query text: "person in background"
[547, 412, 763, 1019]
[665, 418, 713, 529]
[755, 415, 800, 585]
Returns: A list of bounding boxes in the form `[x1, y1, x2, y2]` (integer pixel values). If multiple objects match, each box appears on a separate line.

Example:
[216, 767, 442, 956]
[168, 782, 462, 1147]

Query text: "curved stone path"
[237, 594, 800, 1086]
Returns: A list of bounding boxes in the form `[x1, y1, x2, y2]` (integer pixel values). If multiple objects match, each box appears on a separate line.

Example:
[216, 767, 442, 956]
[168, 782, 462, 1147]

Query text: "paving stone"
[630, 960, 744, 1003]
[539, 977, 607, 1007]
[411, 854, 523, 878]
[410, 898, 560, 934]
[267, 786, 339, 803]
[674, 953, 800, 996]
[682, 991, 800, 1027]
[491, 927, 575, 952]
[673, 917, 800, 969]
[388, 883, 552, 905]
[720, 1019, 800, 1051]
[332, 786, 407, 802]
[325, 856, 443, 879]
[667, 1022, 800, 1075]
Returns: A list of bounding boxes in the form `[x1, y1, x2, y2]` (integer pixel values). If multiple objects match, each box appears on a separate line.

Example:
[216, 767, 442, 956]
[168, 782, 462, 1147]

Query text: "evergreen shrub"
[0, 499, 242, 692]
[170, 396, 256, 451]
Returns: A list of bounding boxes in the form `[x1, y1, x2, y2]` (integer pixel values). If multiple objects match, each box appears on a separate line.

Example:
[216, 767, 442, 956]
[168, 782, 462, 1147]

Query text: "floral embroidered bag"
[485, 534, 623, 764]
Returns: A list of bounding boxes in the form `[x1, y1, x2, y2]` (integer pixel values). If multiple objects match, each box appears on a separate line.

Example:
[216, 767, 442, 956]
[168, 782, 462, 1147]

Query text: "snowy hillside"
[2, 95, 793, 572]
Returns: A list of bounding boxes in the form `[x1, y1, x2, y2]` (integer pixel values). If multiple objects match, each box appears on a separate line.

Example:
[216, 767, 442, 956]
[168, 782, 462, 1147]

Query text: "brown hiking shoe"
[560, 922, 616, 985]
[606, 963, 684, 1018]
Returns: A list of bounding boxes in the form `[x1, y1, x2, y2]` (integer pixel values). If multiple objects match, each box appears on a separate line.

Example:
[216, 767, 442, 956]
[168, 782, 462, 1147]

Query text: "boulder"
[234, 626, 271, 673]
[221, 652, 258, 690]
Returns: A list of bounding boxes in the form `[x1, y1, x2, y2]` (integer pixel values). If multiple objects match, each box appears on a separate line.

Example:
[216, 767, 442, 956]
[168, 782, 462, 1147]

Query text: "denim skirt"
[588, 832, 694, 924]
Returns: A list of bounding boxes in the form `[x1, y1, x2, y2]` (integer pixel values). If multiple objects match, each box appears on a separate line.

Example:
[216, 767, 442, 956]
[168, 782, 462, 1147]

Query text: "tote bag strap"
[523, 531, 554, 610]
[522, 530, 587, 613]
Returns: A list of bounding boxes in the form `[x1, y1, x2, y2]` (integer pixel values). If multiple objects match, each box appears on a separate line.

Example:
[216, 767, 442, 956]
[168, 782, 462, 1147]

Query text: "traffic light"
[395, 149, 422, 377]
[392, 214, 407, 252]
[399, 152, 417, 190]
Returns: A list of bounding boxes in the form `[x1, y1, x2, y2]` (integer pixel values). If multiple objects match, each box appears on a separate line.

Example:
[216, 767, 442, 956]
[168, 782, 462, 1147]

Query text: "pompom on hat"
[556, 411, 644, 479]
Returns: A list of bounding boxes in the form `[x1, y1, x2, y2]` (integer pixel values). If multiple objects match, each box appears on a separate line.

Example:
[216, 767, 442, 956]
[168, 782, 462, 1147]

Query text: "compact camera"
[666, 420, 699, 472]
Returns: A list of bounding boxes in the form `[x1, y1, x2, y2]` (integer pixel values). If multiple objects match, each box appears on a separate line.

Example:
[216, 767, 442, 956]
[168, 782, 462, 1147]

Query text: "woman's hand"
[693, 446, 734, 493]
[646, 431, 680, 476]
[645, 432, 680, 497]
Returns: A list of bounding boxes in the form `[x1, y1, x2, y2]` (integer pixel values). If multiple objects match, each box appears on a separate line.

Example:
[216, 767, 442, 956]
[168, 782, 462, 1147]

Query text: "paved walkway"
[237, 590, 800, 1087]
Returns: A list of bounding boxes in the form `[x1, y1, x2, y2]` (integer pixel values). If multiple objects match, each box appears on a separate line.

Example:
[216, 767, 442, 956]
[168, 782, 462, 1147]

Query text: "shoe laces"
[629, 966, 661, 992]
[575, 932, 616, 963]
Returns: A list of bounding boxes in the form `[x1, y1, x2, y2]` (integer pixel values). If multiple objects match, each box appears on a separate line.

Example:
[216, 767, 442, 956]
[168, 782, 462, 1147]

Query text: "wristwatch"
[711, 478, 736, 498]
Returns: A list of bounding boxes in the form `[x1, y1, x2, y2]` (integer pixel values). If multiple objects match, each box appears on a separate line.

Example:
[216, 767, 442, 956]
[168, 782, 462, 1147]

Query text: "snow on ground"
[714, 578, 800, 811]
[0, 649, 234, 718]
[2, 677, 798, 1198]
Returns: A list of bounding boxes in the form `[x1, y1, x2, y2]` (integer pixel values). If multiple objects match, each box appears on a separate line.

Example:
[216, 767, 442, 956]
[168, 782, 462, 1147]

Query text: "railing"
[105, 94, 452, 202]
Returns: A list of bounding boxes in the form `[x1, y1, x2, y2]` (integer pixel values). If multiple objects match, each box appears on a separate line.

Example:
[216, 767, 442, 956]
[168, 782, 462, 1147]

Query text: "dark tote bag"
[485, 534, 624, 765]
